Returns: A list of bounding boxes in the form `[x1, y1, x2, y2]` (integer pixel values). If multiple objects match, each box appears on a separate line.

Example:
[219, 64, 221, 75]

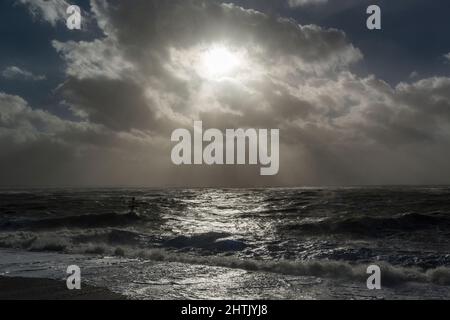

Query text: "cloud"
[3, 0, 450, 186]
[409, 71, 419, 79]
[1, 66, 46, 81]
[444, 52, 450, 62]
[53, 0, 361, 132]
[92, 1, 361, 68]
[287, 0, 328, 8]
[16, 0, 70, 26]
[0, 92, 101, 144]
[0, 92, 173, 186]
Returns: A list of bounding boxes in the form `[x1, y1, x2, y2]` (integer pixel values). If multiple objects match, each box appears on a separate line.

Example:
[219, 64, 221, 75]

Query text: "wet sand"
[0, 276, 125, 300]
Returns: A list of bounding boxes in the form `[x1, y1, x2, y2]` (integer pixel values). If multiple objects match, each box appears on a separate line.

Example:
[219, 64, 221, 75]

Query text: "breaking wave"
[162, 232, 247, 251]
[93, 246, 450, 287]
[112, 248, 450, 287]
[1, 230, 450, 286]
[0, 229, 248, 254]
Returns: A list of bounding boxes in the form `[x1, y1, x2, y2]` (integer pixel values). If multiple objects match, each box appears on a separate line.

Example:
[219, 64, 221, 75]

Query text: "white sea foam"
[1, 229, 450, 286]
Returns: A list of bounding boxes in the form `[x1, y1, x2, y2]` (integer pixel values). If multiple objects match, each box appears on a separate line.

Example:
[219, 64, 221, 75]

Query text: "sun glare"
[202, 46, 240, 77]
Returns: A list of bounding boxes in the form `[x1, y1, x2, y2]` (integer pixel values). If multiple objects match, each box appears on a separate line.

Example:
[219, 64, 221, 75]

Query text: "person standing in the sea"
[129, 197, 138, 217]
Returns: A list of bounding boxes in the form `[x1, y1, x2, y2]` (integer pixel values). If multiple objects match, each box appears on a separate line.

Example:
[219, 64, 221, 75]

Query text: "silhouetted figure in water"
[128, 197, 139, 217]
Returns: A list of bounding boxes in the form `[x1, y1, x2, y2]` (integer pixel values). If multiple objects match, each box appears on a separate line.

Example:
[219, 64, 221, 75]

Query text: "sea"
[1, 187, 450, 299]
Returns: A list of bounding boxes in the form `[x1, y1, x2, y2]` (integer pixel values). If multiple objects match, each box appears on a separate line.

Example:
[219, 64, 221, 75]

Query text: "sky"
[1, 0, 450, 187]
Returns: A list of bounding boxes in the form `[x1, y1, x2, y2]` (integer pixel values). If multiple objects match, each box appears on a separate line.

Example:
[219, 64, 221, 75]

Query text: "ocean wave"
[73, 229, 145, 246]
[0, 229, 248, 254]
[0, 212, 141, 231]
[162, 232, 247, 252]
[0, 228, 148, 253]
[280, 212, 450, 237]
[1, 230, 450, 286]
[102, 247, 450, 287]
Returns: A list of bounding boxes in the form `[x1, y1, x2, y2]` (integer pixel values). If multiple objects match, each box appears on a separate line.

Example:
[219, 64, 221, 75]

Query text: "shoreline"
[0, 276, 126, 300]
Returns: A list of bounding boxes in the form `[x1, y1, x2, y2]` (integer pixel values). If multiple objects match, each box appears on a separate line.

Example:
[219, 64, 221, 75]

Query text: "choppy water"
[1, 187, 450, 299]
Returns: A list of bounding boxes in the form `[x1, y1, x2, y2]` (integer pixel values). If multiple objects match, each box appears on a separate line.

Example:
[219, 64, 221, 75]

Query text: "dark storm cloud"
[94, 0, 359, 64]
[1, 0, 450, 186]
[51, 0, 361, 135]
[60, 77, 158, 132]
[0, 92, 172, 186]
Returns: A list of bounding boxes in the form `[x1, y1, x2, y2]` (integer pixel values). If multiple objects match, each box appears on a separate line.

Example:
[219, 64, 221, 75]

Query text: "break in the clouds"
[1, 66, 46, 81]
[1, 0, 450, 186]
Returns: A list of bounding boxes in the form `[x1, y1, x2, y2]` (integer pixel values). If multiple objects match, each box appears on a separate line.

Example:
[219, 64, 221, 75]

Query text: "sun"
[202, 46, 241, 77]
